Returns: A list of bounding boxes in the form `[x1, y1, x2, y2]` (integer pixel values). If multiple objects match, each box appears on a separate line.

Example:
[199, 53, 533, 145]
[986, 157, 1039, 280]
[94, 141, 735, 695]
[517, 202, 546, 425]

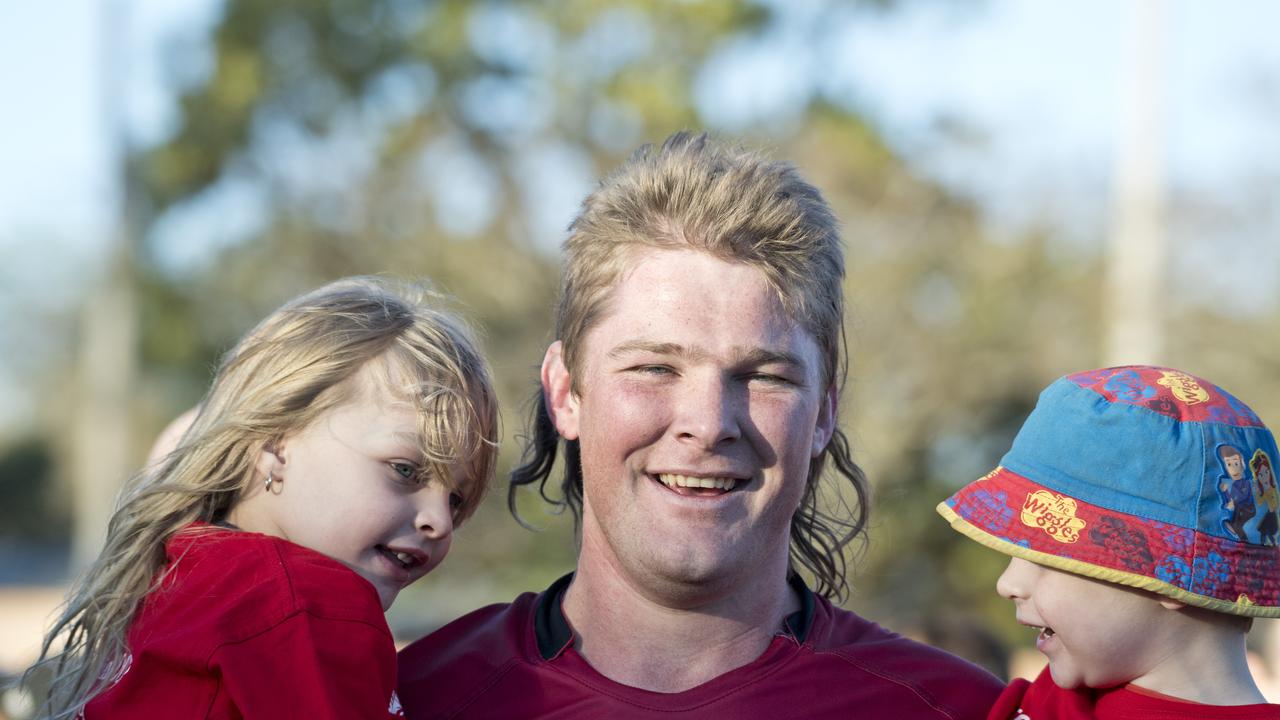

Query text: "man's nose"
[671, 373, 742, 449]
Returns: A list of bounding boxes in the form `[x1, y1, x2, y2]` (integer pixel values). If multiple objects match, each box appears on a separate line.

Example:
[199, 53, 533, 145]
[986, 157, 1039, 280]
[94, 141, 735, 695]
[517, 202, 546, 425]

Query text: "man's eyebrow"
[735, 347, 806, 369]
[607, 341, 806, 369]
[607, 341, 700, 360]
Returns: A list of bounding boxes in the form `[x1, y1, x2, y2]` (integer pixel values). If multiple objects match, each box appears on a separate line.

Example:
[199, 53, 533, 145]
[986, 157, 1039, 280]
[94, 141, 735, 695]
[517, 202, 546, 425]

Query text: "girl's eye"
[390, 462, 418, 480]
[448, 492, 464, 511]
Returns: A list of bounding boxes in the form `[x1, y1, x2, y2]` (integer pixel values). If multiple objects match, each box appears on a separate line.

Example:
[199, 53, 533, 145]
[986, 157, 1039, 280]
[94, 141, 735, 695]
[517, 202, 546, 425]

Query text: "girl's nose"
[416, 485, 455, 540]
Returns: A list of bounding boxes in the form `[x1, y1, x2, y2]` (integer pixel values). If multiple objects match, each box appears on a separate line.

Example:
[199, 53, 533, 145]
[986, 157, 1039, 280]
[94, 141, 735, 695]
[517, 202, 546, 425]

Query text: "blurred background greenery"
[2, 0, 1279, 709]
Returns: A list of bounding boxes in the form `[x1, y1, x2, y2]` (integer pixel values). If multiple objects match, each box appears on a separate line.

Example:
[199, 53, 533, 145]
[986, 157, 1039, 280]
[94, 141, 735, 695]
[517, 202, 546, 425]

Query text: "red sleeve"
[986, 678, 1030, 720]
[212, 610, 402, 719]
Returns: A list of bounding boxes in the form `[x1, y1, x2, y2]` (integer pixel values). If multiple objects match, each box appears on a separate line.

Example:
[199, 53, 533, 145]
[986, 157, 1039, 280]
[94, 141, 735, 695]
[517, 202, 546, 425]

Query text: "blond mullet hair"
[511, 132, 868, 599]
[27, 277, 498, 718]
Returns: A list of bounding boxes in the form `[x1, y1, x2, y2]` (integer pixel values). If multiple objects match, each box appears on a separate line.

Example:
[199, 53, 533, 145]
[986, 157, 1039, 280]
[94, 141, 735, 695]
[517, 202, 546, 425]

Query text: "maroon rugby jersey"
[398, 573, 1001, 719]
[84, 525, 403, 718]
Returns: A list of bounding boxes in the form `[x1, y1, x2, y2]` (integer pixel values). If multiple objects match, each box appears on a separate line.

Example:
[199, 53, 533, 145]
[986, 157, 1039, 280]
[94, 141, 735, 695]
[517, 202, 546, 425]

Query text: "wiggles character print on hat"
[938, 366, 1280, 618]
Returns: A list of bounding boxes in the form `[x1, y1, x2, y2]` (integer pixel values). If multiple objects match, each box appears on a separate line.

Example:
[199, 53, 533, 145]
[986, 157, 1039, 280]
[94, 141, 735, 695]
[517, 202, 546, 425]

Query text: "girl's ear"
[256, 441, 286, 482]
[542, 341, 580, 441]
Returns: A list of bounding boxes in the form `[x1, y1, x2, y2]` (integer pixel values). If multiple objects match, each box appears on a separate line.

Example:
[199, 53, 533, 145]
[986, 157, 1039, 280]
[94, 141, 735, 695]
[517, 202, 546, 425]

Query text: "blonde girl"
[26, 277, 498, 719]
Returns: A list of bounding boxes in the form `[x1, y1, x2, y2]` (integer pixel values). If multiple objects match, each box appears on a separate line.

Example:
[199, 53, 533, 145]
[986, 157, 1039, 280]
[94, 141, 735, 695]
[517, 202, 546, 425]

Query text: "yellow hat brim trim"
[937, 502, 1280, 619]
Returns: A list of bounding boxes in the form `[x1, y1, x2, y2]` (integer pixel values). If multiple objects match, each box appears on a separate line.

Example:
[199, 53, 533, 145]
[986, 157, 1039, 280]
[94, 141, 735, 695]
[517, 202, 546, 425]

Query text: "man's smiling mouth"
[655, 473, 743, 496]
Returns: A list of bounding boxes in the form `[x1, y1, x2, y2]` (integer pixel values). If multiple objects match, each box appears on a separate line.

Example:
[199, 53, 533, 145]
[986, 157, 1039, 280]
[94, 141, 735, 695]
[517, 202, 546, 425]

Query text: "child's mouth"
[376, 544, 423, 571]
[1034, 626, 1056, 649]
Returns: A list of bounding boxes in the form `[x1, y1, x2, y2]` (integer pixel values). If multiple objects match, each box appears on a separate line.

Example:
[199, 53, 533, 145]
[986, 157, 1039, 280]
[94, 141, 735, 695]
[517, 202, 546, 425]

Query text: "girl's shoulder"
[153, 525, 387, 641]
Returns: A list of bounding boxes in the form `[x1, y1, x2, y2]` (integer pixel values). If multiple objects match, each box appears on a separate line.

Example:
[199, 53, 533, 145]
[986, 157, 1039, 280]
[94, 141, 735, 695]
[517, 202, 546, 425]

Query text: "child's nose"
[416, 487, 455, 540]
[995, 557, 1034, 599]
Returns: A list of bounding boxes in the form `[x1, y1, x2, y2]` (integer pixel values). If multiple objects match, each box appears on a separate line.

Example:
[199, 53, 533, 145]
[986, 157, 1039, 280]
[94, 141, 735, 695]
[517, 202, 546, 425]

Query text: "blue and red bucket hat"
[937, 366, 1280, 617]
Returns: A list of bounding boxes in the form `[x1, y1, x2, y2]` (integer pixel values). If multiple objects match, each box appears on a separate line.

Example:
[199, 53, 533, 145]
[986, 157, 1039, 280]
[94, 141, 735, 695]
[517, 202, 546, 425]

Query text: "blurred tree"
[0, 438, 62, 542]
[129, 0, 780, 624]
[52, 0, 1274, 672]
[119, 0, 1111, 648]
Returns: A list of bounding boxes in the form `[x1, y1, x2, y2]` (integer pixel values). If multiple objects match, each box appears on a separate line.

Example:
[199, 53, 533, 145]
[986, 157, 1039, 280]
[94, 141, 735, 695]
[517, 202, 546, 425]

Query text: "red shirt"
[397, 573, 1002, 719]
[989, 667, 1280, 719]
[84, 526, 403, 719]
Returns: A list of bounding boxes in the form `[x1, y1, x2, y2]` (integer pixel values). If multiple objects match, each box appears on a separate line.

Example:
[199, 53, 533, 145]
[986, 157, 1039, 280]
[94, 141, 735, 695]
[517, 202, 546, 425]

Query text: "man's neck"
[561, 550, 801, 694]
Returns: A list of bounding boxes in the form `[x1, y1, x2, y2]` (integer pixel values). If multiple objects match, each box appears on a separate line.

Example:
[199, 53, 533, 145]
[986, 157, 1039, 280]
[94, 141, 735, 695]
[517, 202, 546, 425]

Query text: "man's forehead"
[607, 249, 792, 314]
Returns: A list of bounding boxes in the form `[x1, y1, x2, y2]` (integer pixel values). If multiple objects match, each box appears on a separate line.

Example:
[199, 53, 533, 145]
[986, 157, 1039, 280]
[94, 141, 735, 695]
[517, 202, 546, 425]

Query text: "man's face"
[548, 248, 834, 601]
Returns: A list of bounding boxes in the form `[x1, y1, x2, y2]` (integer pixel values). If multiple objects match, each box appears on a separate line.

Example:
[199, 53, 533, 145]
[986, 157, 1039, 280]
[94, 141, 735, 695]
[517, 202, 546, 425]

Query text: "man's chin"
[628, 555, 752, 605]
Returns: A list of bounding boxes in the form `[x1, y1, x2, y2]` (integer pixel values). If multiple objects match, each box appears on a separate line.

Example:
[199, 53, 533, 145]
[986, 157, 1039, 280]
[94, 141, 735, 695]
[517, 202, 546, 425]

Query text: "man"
[397, 132, 1002, 718]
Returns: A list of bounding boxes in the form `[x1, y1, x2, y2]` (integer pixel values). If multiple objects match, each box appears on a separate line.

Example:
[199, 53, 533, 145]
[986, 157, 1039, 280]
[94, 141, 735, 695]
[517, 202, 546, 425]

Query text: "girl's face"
[234, 364, 466, 610]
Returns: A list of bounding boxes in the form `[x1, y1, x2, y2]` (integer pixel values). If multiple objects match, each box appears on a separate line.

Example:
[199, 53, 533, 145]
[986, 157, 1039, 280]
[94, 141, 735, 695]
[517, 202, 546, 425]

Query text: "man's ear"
[542, 341, 581, 441]
[812, 383, 838, 457]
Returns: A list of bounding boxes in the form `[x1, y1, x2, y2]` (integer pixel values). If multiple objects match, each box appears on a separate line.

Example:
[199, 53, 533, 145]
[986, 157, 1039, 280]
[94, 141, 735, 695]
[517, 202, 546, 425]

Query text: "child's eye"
[390, 462, 419, 481]
[448, 492, 464, 511]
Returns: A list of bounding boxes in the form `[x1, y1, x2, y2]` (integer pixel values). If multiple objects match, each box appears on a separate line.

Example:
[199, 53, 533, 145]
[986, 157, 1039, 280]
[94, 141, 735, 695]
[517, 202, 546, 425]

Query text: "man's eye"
[746, 373, 792, 386]
[633, 365, 673, 376]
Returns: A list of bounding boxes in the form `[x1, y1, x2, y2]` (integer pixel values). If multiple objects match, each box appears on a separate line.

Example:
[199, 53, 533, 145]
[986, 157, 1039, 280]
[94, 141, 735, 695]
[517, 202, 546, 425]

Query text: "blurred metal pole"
[71, 0, 138, 573]
[1104, 0, 1168, 366]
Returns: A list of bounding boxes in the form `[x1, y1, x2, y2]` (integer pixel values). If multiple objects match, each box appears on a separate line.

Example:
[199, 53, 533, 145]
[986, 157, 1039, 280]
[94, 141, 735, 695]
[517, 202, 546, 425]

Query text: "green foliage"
[124, 1, 1109, 655]
[0, 438, 65, 541]
[26, 0, 1276, 676]
[131, 0, 790, 615]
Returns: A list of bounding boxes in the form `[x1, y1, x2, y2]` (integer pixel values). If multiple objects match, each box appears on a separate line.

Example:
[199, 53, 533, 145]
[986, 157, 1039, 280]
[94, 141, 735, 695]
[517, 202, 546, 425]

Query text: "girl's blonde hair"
[27, 276, 499, 718]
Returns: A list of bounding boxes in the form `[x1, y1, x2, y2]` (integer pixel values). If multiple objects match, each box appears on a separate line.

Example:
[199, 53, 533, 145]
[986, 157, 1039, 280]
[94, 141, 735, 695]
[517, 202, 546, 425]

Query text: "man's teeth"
[657, 474, 738, 491]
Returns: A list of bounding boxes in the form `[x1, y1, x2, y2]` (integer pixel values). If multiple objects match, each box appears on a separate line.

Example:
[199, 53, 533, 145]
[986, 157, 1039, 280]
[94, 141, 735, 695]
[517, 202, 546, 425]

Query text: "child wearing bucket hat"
[938, 366, 1280, 718]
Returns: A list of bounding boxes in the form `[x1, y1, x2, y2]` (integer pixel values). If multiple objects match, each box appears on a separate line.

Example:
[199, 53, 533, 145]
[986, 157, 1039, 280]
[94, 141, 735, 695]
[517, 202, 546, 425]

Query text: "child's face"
[996, 557, 1177, 690]
[253, 369, 465, 610]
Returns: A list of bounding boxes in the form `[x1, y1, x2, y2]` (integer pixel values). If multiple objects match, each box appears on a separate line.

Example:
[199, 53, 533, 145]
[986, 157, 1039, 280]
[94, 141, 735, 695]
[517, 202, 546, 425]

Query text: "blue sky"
[1, 0, 1279, 430]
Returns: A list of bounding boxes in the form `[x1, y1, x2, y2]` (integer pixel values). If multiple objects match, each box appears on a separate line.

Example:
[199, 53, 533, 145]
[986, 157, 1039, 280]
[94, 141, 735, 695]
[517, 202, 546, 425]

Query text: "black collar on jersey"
[534, 571, 817, 661]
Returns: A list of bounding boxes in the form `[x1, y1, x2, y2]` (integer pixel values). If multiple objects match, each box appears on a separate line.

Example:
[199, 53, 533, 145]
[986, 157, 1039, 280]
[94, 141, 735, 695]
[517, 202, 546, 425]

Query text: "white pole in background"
[71, 0, 138, 573]
[1104, 0, 1168, 367]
